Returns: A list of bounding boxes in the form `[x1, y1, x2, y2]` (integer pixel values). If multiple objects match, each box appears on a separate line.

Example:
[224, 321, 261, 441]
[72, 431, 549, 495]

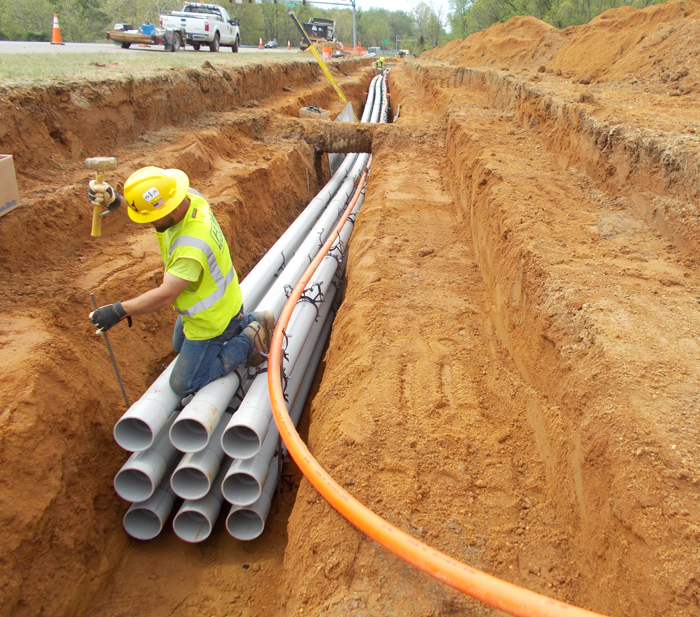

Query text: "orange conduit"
[267, 157, 607, 617]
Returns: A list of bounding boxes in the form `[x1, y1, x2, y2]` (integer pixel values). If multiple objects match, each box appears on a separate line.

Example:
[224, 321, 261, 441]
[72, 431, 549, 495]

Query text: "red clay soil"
[2, 2, 700, 616]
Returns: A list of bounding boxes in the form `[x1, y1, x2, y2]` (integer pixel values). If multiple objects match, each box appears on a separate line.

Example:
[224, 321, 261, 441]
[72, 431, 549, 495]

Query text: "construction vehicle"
[160, 3, 241, 52]
[298, 17, 335, 51]
[106, 23, 186, 52]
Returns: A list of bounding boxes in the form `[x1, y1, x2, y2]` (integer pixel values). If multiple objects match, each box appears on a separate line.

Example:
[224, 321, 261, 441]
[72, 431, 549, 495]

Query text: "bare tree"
[412, 1, 444, 48]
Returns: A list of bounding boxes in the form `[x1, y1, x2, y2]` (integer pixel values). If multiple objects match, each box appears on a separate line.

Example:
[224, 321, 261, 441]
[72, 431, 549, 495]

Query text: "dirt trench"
[0, 58, 371, 617]
[2, 4, 700, 616]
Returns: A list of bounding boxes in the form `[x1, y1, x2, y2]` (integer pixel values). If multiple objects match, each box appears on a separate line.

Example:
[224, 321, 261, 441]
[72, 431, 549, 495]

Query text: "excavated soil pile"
[2, 2, 700, 616]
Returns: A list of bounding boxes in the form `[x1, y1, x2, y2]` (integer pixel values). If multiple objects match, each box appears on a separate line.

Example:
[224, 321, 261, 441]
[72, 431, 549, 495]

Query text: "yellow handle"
[90, 171, 105, 238]
[91, 205, 102, 237]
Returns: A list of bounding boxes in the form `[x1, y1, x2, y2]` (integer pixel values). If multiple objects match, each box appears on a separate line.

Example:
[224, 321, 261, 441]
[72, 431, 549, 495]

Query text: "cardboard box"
[299, 106, 330, 121]
[0, 155, 20, 218]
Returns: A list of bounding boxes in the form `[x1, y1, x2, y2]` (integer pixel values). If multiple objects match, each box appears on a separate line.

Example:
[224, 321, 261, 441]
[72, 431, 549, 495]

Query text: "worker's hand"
[88, 181, 119, 215]
[90, 301, 128, 334]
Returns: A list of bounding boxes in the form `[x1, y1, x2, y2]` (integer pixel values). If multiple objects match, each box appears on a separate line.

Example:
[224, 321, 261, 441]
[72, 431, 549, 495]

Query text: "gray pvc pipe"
[114, 410, 181, 503]
[362, 75, 379, 123]
[254, 154, 359, 318]
[239, 151, 357, 311]
[221, 425, 279, 506]
[111, 151, 356, 453]
[170, 411, 232, 500]
[252, 78, 380, 321]
[123, 471, 179, 541]
[172, 462, 229, 543]
[286, 305, 337, 437]
[224, 82, 380, 542]
[169, 369, 252, 453]
[115, 72, 382, 459]
[282, 154, 368, 377]
[224, 303, 337, 537]
[113, 358, 180, 452]
[225, 454, 278, 541]
[220, 294, 328, 506]
[220, 283, 337, 462]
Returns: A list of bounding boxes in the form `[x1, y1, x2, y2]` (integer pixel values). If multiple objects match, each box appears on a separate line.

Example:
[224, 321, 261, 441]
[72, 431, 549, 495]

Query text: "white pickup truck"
[160, 3, 240, 52]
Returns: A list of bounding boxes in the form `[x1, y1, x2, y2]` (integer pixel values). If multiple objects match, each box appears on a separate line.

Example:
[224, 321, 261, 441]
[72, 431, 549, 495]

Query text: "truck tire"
[232, 36, 239, 53]
[121, 42, 131, 49]
[171, 33, 181, 52]
[209, 33, 220, 52]
[192, 43, 200, 51]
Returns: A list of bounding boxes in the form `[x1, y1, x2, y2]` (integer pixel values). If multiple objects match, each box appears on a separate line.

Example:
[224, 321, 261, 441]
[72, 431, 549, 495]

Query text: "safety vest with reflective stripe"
[156, 193, 242, 341]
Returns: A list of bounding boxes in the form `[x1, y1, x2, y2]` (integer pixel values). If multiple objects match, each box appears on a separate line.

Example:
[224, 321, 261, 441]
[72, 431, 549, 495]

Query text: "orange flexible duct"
[267, 158, 607, 617]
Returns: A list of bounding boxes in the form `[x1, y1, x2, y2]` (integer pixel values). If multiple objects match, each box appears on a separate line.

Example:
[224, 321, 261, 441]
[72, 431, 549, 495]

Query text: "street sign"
[285, 1, 299, 5]
[382, 40, 389, 44]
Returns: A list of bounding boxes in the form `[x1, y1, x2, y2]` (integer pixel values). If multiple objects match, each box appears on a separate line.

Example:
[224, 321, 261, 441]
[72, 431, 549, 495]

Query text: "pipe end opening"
[221, 425, 261, 459]
[173, 510, 212, 543]
[123, 507, 164, 540]
[114, 469, 155, 503]
[226, 508, 264, 541]
[170, 418, 209, 453]
[221, 472, 262, 506]
[171, 466, 210, 501]
[114, 418, 153, 451]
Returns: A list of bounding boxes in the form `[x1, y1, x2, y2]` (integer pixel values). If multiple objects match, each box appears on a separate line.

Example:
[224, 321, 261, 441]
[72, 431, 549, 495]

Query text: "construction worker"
[87, 167, 275, 396]
[374, 56, 385, 73]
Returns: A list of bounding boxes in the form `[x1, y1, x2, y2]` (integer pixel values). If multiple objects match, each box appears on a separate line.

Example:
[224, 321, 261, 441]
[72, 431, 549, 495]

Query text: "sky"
[352, 0, 450, 17]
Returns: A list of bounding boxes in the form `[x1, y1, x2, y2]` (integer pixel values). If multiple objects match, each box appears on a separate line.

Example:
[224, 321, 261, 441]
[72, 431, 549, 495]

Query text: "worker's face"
[151, 213, 176, 233]
[151, 198, 189, 233]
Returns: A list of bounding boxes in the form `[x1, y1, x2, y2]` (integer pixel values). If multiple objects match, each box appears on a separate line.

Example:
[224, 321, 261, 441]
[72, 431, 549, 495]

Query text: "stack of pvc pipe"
[112, 73, 387, 542]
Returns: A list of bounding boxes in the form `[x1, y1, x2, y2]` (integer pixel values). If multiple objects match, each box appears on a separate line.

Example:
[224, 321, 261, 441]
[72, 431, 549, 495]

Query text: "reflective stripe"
[176, 268, 234, 317]
[169, 235, 232, 317]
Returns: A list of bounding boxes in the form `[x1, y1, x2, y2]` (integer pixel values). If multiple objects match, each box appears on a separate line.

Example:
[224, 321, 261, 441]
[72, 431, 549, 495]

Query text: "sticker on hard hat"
[143, 187, 166, 209]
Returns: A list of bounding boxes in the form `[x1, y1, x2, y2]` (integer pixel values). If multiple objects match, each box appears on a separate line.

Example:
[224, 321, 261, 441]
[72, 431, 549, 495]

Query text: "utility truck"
[160, 3, 240, 52]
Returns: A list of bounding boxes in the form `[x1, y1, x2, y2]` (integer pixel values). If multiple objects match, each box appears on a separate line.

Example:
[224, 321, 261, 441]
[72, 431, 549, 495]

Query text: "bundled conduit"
[111, 73, 386, 543]
[113, 69, 606, 617]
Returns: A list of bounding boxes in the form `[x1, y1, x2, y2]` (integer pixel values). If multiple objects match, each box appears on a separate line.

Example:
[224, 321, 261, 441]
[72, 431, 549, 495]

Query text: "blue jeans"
[169, 309, 256, 395]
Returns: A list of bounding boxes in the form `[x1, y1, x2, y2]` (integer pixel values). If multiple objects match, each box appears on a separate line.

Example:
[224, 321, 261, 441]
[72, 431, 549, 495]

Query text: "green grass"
[0, 49, 314, 86]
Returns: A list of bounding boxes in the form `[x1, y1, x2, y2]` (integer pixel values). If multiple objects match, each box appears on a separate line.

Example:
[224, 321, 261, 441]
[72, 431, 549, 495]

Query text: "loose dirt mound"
[426, 0, 700, 90]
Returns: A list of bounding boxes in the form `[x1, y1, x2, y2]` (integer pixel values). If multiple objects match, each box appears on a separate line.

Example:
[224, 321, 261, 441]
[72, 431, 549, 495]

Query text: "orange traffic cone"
[51, 14, 64, 45]
[287, 40, 291, 50]
[259, 37, 263, 50]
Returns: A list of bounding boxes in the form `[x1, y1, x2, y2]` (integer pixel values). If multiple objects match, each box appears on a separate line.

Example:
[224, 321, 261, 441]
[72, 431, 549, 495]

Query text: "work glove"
[88, 181, 120, 216]
[90, 301, 131, 334]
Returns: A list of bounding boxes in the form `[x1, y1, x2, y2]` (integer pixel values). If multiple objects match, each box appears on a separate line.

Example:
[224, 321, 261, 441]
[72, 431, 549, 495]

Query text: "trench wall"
[390, 62, 700, 614]
[0, 60, 369, 617]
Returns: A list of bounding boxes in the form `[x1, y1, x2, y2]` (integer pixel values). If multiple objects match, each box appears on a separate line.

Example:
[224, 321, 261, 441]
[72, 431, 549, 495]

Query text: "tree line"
[0, 0, 674, 49]
[447, 0, 671, 39]
[0, 0, 426, 50]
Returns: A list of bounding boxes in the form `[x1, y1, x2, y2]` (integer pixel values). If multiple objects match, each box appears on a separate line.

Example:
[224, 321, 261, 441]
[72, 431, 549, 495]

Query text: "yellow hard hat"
[380, 56, 385, 61]
[123, 166, 189, 223]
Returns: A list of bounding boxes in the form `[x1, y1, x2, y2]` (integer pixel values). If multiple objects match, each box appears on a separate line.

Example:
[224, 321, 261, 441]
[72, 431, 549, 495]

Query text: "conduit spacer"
[267, 157, 608, 617]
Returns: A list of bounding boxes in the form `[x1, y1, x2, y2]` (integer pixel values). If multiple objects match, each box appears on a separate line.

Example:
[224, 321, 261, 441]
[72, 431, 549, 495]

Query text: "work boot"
[251, 310, 276, 342]
[243, 320, 270, 367]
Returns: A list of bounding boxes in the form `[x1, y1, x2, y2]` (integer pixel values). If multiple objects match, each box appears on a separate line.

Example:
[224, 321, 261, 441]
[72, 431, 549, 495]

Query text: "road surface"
[0, 41, 299, 54]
